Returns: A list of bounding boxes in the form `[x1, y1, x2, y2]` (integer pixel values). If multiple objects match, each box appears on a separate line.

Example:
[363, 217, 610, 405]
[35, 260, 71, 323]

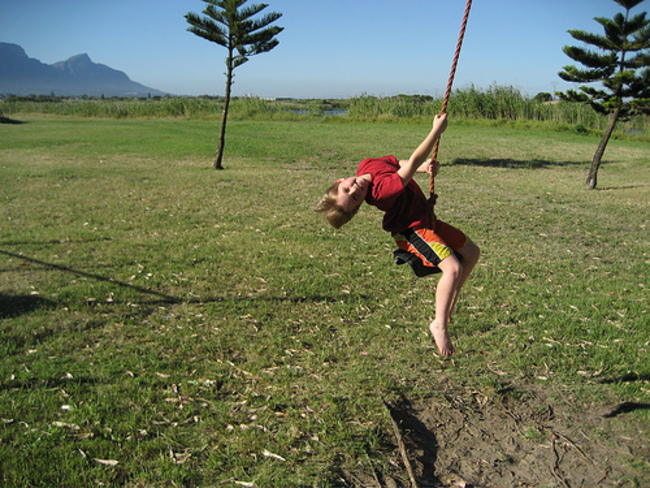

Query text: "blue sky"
[0, 0, 635, 98]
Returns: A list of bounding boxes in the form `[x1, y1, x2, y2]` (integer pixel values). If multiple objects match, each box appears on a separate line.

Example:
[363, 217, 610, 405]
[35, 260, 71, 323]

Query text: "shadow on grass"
[0, 115, 26, 125]
[0, 293, 55, 319]
[604, 402, 650, 418]
[1, 249, 181, 305]
[0, 374, 101, 392]
[599, 184, 649, 191]
[450, 157, 585, 169]
[598, 372, 650, 384]
[0, 238, 112, 247]
[1, 249, 347, 308]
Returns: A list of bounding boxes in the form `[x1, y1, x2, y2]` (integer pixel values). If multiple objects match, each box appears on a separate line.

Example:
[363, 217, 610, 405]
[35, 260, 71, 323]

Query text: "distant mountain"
[0, 43, 167, 98]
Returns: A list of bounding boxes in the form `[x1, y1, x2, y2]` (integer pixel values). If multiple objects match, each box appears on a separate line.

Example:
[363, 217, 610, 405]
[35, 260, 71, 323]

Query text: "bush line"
[1, 85, 647, 139]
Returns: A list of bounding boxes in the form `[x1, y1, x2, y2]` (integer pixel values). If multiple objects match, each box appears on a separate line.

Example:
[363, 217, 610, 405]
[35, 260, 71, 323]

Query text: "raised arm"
[399, 158, 440, 176]
[397, 113, 447, 187]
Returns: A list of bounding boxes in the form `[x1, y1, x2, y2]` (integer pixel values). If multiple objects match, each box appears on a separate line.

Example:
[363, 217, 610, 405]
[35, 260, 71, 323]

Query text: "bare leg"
[449, 241, 480, 320]
[430, 255, 461, 356]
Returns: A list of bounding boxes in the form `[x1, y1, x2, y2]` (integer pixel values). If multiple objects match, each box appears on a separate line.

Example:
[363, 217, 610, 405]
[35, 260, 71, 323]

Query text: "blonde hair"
[314, 181, 360, 229]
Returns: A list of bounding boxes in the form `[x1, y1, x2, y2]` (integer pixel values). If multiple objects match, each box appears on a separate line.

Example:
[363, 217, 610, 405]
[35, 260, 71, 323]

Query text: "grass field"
[0, 116, 648, 487]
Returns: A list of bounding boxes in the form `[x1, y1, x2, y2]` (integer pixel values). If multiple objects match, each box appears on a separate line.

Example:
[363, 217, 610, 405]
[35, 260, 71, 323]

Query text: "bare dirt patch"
[350, 380, 649, 487]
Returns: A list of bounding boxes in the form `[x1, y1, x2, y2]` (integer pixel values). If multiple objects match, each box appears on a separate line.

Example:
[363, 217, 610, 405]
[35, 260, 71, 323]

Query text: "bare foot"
[429, 320, 455, 357]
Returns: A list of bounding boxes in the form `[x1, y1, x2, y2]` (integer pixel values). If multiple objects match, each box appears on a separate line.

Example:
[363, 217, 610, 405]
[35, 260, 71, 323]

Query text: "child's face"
[336, 176, 369, 212]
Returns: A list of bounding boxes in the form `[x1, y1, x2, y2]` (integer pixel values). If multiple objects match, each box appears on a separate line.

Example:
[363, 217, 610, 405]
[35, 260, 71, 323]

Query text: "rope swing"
[429, 0, 473, 207]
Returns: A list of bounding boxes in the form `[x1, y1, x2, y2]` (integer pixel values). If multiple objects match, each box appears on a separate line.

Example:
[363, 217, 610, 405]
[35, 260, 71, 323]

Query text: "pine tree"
[558, 0, 650, 189]
[186, 0, 283, 170]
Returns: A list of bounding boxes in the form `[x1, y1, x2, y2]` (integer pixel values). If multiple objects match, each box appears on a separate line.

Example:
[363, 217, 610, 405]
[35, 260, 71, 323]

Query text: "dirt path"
[352, 381, 649, 487]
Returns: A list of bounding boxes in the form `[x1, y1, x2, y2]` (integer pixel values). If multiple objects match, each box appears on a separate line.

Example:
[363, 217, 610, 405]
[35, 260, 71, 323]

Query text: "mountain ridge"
[0, 43, 167, 98]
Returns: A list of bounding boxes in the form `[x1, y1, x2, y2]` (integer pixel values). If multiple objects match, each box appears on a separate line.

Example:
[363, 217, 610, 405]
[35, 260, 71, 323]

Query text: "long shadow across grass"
[450, 157, 587, 169]
[1, 249, 349, 308]
[0, 249, 180, 305]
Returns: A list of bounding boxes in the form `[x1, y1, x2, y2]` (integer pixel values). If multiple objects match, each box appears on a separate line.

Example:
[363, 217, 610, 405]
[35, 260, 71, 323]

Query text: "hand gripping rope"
[429, 0, 473, 208]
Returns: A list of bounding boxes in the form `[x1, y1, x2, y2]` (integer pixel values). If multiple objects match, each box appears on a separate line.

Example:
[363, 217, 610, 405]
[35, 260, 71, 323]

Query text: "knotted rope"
[429, 0, 473, 206]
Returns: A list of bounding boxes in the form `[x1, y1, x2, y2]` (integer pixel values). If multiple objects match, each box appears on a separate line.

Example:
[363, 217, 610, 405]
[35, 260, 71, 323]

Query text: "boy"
[315, 114, 479, 357]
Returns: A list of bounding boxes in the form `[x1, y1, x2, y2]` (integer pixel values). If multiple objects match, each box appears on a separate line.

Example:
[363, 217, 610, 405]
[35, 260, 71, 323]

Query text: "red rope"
[429, 0, 473, 203]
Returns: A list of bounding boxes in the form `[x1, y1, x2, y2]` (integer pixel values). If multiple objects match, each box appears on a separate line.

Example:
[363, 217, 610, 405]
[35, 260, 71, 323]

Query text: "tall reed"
[347, 85, 648, 137]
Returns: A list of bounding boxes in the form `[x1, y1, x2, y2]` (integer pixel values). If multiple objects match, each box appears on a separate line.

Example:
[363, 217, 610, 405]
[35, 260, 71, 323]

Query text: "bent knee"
[439, 255, 462, 279]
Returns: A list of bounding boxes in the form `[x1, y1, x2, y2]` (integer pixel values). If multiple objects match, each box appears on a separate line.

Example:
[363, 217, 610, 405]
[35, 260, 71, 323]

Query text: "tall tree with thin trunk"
[557, 0, 649, 189]
[186, 0, 283, 170]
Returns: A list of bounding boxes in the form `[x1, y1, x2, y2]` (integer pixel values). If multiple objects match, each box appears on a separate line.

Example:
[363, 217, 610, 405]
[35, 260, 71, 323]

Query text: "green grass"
[1, 116, 648, 486]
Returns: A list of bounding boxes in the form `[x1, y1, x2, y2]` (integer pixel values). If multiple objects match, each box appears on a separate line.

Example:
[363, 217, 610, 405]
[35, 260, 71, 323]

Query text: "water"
[292, 109, 348, 116]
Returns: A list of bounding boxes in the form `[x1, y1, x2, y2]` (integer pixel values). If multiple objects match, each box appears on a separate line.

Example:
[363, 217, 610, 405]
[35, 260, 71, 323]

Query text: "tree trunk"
[585, 105, 621, 190]
[214, 58, 234, 170]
